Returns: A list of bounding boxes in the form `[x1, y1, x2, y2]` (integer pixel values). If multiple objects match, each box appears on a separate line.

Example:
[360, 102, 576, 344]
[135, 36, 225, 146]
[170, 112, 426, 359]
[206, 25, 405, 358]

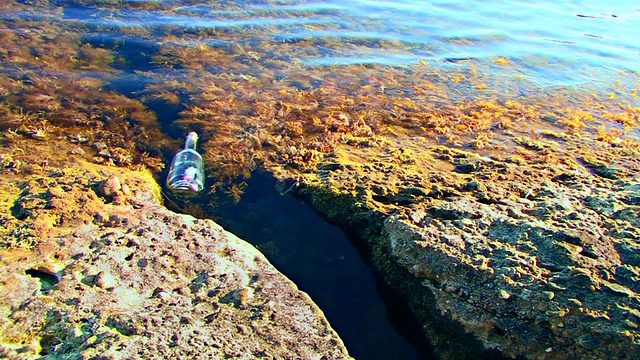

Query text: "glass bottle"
[166, 131, 205, 197]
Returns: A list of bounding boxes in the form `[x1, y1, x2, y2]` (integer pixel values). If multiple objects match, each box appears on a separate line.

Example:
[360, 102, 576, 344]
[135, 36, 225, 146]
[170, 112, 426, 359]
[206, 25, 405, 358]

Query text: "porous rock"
[287, 135, 640, 359]
[0, 162, 350, 359]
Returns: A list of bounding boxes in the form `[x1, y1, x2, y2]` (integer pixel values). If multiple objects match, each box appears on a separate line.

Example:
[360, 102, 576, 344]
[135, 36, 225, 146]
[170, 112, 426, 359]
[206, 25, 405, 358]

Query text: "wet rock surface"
[280, 134, 640, 359]
[0, 155, 350, 359]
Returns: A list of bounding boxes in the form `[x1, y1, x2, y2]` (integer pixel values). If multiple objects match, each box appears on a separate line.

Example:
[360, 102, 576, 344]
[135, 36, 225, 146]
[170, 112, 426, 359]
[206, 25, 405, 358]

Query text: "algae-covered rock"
[281, 132, 640, 360]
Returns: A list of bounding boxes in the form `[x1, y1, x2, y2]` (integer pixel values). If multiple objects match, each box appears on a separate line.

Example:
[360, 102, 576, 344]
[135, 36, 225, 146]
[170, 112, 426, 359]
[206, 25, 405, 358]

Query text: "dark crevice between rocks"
[476, 197, 498, 205]
[26, 268, 60, 294]
[10, 186, 30, 220]
[293, 184, 519, 360]
[169, 169, 436, 360]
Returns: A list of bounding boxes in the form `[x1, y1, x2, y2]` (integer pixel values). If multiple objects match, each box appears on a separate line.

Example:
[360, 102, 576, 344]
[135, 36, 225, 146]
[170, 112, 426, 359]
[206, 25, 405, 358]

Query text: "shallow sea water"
[3, 0, 640, 359]
[54, 0, 640, 89]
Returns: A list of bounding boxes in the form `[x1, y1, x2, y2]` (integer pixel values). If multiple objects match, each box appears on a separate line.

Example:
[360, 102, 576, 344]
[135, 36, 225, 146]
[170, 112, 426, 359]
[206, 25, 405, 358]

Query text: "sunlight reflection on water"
[57, 0, 640, 90]
[297, 0, 639, 85]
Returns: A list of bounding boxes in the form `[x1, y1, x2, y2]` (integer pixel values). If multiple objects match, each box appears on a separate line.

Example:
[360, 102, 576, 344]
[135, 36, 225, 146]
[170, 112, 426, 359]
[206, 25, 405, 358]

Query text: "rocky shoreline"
[0, 148, 350, 359]
[1, 2, 639, 357]
[285, 131, 640, 359]
[1, 123, 639, 360]
[2, 123, 639, 360]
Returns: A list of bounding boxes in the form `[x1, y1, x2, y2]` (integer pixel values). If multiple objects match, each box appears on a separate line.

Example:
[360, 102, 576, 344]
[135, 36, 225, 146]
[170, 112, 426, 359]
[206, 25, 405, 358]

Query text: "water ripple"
[48, 0, 640, 88]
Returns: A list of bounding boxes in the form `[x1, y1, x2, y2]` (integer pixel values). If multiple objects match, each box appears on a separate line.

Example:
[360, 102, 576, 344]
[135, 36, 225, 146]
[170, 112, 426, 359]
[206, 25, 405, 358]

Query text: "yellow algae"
[495, 57, 509, 65]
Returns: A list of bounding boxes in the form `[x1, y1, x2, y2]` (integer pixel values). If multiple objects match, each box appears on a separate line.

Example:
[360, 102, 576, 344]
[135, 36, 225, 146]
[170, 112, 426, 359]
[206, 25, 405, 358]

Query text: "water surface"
[55, 0, 640, 89]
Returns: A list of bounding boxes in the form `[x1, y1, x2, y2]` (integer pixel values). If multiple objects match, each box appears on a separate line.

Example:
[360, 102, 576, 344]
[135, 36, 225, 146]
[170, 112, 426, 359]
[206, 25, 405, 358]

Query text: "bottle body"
[166, 133, 205, 197]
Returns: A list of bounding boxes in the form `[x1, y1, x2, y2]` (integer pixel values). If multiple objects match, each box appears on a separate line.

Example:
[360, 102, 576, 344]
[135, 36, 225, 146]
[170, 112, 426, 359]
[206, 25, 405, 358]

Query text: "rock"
[624, 319, 638, 329]
[454, 161, 477, 173]
[318, 162, 344, 171]
[97, 175, 122, 198]
[409, 209, 427, 225]
[69, 147, 86, 155]
[580, 156, 619, 179]
[440, 234, 466, 249]
[583, 195, 617, 213]
[94, 271, 116, 289]
[552, 172, 580, 184]
[498, 290, 511, 300]
[289, 137, 640, 360]
[461, 180, 486, 192]
[603, 282, 634, 297]
[0, 161, 351, 359]
[92, 142, 108, 150]
[541, 291, 555, 300]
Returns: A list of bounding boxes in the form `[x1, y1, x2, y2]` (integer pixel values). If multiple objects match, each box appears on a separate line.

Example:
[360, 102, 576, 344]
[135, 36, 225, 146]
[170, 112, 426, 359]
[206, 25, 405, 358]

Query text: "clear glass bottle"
[166, 132, 205, 197]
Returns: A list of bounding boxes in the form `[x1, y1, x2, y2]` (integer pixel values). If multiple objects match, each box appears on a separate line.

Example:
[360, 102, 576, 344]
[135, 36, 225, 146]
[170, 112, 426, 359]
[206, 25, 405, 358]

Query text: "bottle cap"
[185, 131, 198, 150]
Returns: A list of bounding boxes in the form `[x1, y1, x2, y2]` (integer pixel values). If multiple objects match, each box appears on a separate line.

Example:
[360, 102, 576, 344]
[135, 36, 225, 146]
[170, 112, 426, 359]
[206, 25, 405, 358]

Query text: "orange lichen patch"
[595, 125, 623, 144]
[469, 133, 491, 150]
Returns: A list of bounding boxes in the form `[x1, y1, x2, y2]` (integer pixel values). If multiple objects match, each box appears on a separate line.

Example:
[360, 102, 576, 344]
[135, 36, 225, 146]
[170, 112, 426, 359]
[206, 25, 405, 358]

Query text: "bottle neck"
[184, 132, 198, 150]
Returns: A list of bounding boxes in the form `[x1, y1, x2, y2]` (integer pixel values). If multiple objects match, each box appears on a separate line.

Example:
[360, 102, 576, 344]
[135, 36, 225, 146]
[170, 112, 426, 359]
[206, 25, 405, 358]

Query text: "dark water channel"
[200, 170, 435, 360]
